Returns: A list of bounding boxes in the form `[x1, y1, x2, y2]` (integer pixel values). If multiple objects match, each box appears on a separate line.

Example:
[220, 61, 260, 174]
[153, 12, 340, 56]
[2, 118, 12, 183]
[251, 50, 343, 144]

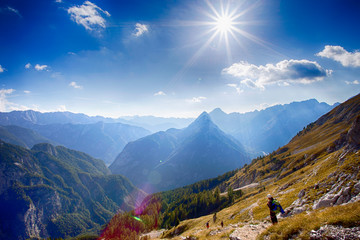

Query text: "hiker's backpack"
[272, 199, 281, 214]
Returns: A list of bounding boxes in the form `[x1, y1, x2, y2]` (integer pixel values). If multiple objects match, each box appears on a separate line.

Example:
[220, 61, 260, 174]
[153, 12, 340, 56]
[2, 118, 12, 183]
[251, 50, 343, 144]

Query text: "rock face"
[0, 141, 144, 240]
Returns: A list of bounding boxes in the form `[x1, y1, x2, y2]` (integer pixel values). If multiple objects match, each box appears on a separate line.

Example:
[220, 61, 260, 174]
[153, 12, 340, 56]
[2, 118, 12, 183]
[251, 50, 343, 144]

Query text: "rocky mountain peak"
[189, 111, 214, 128]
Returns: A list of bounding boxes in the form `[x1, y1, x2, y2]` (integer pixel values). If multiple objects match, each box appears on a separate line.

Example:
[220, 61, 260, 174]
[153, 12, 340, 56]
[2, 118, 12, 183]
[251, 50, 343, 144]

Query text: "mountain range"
[0, 118, 151, 165]
[0, 141, 145, 240]
[209, 99, 338, 155]
[0, 99, 336, 165]
[110, 112, 250, 192]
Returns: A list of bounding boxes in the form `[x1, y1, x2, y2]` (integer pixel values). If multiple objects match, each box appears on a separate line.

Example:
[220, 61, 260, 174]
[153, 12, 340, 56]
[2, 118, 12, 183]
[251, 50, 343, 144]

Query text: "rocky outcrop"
[282, 170, 360, 217]
[310, 225, 360, 239]
[313, 172, 360, 210]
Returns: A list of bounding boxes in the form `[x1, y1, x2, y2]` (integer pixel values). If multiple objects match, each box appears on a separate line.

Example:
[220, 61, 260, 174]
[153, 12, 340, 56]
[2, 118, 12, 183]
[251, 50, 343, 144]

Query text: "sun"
[215, 15, 234, 34]
[203, 0, 245, 48]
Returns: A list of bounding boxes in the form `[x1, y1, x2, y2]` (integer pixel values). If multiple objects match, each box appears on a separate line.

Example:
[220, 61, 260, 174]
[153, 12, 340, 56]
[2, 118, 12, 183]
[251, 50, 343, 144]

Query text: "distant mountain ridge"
[110, 112, 250, 192]
[0, 141, 145, 240]
[0, 99, 337, 163]
[0, 110, 117, 126]
[31, 121, 151, 165]
[0, 125, 55, 148]
[0, 115, 151, 165]
[209, 99, 338, 155]
[0, 110, 193, 133]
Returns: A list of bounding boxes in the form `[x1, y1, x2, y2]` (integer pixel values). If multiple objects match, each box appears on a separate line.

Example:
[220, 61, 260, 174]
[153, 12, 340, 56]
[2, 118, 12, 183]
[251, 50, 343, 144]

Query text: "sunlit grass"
[258, 201, 360, 240]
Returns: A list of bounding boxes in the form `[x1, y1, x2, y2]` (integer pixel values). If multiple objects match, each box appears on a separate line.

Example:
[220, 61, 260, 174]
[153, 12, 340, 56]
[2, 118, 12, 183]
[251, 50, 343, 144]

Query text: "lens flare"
[132, 215, 143, 222]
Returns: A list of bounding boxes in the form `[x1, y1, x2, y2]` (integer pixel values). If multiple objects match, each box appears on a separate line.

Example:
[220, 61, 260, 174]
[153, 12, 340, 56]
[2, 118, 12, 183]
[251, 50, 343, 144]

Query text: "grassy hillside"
[101, 94, 360, 240]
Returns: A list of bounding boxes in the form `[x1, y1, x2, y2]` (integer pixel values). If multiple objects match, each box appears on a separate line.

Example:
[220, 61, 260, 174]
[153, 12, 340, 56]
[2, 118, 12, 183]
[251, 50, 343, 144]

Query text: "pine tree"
[227, 186, 234, 203]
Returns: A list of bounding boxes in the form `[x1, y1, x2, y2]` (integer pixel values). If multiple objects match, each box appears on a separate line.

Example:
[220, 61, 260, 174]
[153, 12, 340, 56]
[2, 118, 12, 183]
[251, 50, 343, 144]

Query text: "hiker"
[221, 220, 224, 228]
[206, 221, 209, 229]
[213, 212, 217, 223]
[267, 194, 285, 224]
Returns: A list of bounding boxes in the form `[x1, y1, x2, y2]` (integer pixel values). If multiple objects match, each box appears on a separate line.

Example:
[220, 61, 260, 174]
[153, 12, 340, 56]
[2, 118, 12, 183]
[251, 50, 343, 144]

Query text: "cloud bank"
[316, 45, 360, 67]
[68, 1, 110, 31]
[223, 59, 331, 90]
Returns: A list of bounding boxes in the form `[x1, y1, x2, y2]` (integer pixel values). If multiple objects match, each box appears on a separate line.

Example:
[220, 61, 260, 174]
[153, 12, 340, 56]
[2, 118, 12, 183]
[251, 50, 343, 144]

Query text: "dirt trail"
[146, 221, 271, 240]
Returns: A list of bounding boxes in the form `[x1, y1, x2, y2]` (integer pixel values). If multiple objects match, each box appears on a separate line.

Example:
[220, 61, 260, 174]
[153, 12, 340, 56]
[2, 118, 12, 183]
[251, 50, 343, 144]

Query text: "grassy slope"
[156, 94, 360, 240]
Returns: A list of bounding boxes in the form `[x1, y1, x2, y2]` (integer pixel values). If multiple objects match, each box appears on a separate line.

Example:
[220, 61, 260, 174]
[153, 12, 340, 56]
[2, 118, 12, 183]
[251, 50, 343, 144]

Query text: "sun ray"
[168, 0, 282, 86]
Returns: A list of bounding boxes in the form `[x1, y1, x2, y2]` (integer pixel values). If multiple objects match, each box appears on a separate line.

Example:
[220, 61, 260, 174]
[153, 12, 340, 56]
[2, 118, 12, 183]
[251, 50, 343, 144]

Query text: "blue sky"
[1, 0, 360, 117]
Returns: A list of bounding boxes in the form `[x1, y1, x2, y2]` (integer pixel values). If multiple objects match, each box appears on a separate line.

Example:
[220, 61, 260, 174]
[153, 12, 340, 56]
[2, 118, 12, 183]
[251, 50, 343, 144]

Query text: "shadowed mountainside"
[0, 142, 145, 240]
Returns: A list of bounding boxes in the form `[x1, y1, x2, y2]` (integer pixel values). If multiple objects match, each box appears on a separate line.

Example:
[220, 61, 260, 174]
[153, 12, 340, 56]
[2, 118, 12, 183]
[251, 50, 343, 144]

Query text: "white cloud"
[223, 59, 331, 90]
[0, 89, 33, 111]
[25, 63, 32, 69]
[187, 96, 207, 103]
[133, 23, 149, 37]
[0, 89, 15, 111]
[316, 45, 360, 67]
[69, 81, 83, 89]
[154, 91, 166, 96]
[345, 80, 360, 85]
[55, 0, 63, 3]
[0, 65, 5, 73]
[35, 64, 48, 71]
[24, 90, 31, 94]
[68, 1, 110, 31]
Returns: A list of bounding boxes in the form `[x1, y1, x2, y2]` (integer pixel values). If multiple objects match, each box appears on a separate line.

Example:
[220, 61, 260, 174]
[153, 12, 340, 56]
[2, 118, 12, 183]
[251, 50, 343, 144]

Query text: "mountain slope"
[110, 112, 249, 192]
[0, 141, 145, 240]
[0, 125, 55, 148]
[209, 99, 337, 155]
